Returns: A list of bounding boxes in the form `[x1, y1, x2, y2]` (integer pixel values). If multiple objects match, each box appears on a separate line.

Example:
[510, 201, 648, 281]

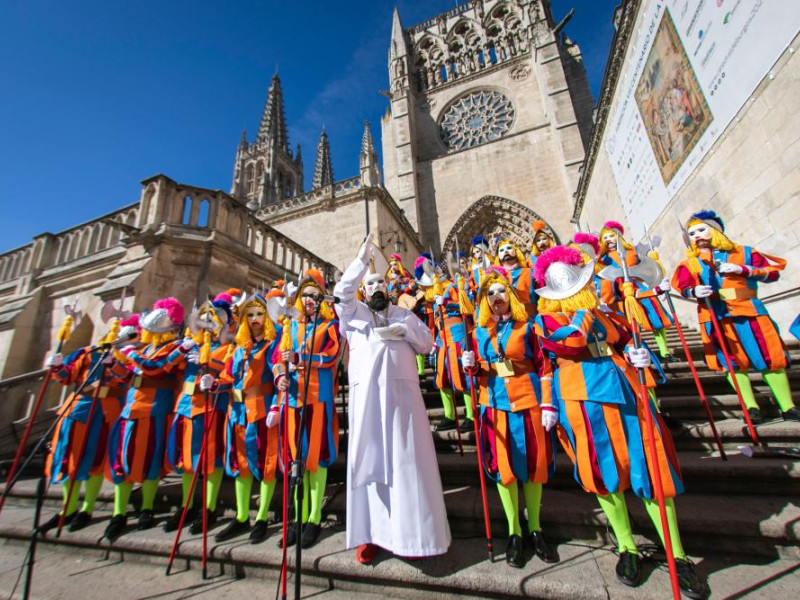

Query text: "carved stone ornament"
[509, 64, 531, 82]
[439, 89, 515, 152]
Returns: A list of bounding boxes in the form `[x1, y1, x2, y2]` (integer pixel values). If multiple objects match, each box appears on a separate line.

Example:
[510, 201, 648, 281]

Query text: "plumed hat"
[572, 232, 600, 260]
[688, 209, 725, 232]
[141, 297, 185, 333]
[534, 246, 595, 300]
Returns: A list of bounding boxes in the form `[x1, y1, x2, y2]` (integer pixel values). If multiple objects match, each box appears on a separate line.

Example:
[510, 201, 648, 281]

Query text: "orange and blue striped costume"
[167, 341, 231, 475]
[219, 330, 282, 482]
[671, 246, 788, 373]
[535, 310, 683, 499]
[600, 250, 673, 331]
[433, 281, 470, 393]
[273, 318, 340, 473]
[107, 341, 185, 484]
[507, 265, 538, 319]
[473, 319, 555, 486]
[46, 347, 128, 484]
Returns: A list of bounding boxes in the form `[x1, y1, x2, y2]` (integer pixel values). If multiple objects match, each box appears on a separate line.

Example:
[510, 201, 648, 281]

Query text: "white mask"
[363, 273, 387, 299]
[688, 223, 713, 244]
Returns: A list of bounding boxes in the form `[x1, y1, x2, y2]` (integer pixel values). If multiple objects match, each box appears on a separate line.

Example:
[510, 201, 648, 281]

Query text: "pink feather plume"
[573, 232, 600, 255]
[153, 297, 185, 325]
[603, 220, 624, 235]
[534, 246, 582, 287]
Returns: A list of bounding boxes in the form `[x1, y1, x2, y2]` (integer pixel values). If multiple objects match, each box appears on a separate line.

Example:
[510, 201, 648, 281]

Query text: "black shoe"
[68, 511, 92, 532]
[505, 535, 526, 568]
[189, 509, 217, 535]
[434, 417, 457, 432]
[781, 407, 800, 422]
[36, 512, 73, 535]
[747, 407, 763, 425]
[214, 518, 250, 542]
[528, 530, 559, 563]
[104, 515, 128, 542]
[676, 558, 709, 600]
[163, 507, 195, 533]
[278, 523, 298, 548]
[300, 522, 321, 549]
[662, 353, 679, 364]
[249, 519, 269, 544]
[458, 418, 474, 434]
[137, 509, 155, 530]
[615, 551, 642, 587]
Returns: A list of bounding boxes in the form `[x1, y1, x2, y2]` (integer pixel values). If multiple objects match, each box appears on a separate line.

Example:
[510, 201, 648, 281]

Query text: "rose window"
[439, 90, 515, 151]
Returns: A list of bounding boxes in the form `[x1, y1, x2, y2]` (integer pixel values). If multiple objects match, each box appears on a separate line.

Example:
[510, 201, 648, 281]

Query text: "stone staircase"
[1, 325, 799, 598]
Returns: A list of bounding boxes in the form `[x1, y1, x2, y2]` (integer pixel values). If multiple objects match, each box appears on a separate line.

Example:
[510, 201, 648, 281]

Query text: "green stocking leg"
[140, 479, 159, 511]
[308, 467, 327, 526]
[727, 371, 757, 410]
[61, 481, 80, 517]
[462, 393, 474, 420]
[255, 480, 277, 523]
[763, 369, 795, 412]
[440, 388, 455, 420]
[654, 329, 670, 357]
[596, 492, 637, 554]
[416, 354, 425, 376]
[642, 497, 687, 559]
[206, 469, 223, 511]
[293, 473, 311, 524]
[181, 472, 194, 509]
[235, 475, 253, 522]
[522, 482, 543, 533]
[113, 482, 133, 517]
[80, 474, 104, 515]
[496, 481, 522, 537]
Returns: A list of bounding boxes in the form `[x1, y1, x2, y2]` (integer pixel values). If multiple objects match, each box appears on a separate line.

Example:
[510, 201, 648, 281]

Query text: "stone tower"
[381, 1, 594, 253]
[312, 130, 334, 189]
[231, 74, 305, 209]
[359, 120, 381, 187]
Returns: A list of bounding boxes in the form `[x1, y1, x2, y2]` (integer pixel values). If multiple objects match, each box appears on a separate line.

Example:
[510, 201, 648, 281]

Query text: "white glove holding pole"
[693, 285, 713, 298]
[266, 409, 279, 429]
[626, 347, 651, 369]
[434, 295, 445, 306]
[358, 232, 375, 263]
[718, 262, 743, 275]
[541, 407, 558, 432]
[45, 353, 63, 368]
[181, 336, 198, 351]
[199, 373, 216, 391]
[186, 350, 200, 365]
[656, 277, 671, 293]
[375, 323, 407, 341]
[461, 350, 476, 369]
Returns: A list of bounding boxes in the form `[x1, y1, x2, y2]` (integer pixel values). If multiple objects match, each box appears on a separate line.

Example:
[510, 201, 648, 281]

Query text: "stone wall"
[577, 19, 800, 335]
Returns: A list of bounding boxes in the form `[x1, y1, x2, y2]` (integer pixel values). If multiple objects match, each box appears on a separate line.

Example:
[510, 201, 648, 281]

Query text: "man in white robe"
[334, 233, 451, 563]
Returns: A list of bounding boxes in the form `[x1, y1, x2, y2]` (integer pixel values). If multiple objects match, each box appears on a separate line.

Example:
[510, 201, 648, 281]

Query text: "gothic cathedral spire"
[360, 120, 380, 187]
[258, 73, 289, 152]
[312, 130, 333, 189]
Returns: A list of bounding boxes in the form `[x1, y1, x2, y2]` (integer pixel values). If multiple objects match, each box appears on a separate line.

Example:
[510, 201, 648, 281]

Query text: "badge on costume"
[496, 359, 515, 378]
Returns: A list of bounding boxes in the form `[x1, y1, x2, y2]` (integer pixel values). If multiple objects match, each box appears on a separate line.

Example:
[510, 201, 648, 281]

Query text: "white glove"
[598, 303, 613, 314]
[357, 232, 375, 263]
[186, 350, 200, 365]
[541, 408, 558, 432]
[717, 262, 743, 275]
[693, 285, 713, 298]
[199, 373, 216, 391]
[375, 323, 407, 341]
[277, 376, 289, 391]
[45, 353, 63, 368]
[181, 336, 198, 351]
[461, 350, 476, 369]
[266, 410, 279, 429]
[657, 277, 671, 293]
[626, 347, 651, 369]
[434, 295, 444, 306]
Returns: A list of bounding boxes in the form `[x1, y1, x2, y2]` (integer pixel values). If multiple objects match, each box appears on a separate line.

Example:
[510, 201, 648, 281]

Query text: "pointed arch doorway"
[442, 196, 560, 256]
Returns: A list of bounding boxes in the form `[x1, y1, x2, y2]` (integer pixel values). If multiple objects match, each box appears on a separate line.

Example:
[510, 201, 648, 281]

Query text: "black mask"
[367, 291, 389, 312]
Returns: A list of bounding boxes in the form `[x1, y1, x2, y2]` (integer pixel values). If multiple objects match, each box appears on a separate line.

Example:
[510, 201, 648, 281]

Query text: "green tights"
[596, 491, 686, 558]
[440, 389, 475, 421]
[179, 469, 224, 510]
[496, 481, 543, 537]
[727, 370, 794, 412]
[112, 478, 158, 516]
[233, 475, 277, 523]
[653, 329, 670, 357]
[416, 354, 425, 376]
[60, 474, 104, 516]
[294, 467, 327, 525]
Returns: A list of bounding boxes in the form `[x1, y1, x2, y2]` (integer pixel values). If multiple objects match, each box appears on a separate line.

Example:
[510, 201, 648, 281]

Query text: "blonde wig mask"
[477, 268, 528, 328]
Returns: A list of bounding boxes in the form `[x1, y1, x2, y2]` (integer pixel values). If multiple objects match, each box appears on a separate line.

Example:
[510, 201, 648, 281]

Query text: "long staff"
[199, 331, 212, 579]
[617, 235, 680, 600]
[435, 296, 464, 456]
[278, 319, 293, 600]
[55, 360, 107, 537]
[642, 227, 726, 459]
[0, 307, 77, 519]
[675, 220, 760, 446]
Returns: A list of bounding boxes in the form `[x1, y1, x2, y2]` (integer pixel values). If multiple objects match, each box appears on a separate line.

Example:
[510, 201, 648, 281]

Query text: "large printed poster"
[605, 0, 800, 237]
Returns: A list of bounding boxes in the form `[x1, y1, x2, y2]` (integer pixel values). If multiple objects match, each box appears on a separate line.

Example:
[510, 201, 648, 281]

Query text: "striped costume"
[433, 281, 470, 394]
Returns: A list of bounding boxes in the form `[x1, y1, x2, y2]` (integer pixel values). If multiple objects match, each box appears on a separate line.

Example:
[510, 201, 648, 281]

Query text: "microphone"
[98, 330, 138, 348]
[311, 293, 341, 304]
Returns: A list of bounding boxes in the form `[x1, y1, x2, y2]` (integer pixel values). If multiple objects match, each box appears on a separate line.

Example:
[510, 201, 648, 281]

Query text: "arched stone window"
[182, 196, 192, 224]
[197, 199, 210, 228]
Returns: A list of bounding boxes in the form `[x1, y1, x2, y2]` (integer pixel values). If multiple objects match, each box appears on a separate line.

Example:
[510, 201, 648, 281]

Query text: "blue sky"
[0, 1, 617, 251]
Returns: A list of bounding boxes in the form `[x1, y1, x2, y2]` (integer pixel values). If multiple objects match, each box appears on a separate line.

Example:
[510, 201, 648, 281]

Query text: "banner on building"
[605, 0, 800, 236]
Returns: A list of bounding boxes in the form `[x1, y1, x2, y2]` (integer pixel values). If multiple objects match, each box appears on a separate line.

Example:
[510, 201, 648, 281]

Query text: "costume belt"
[232, 383, 272, 403]
[717, 288, 757, 301]
[82, 381, 123, 399]
[587, 340, 612, 359]
[490, 360, 534, 375]
[131, 376, 176, 390]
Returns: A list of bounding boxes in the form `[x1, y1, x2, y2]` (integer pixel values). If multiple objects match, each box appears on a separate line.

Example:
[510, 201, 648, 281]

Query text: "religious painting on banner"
[635, 9, 712, 185]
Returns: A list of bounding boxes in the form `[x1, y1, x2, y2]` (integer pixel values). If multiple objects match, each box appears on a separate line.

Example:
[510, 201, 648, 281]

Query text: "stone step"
[8, 501, 798, 600]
